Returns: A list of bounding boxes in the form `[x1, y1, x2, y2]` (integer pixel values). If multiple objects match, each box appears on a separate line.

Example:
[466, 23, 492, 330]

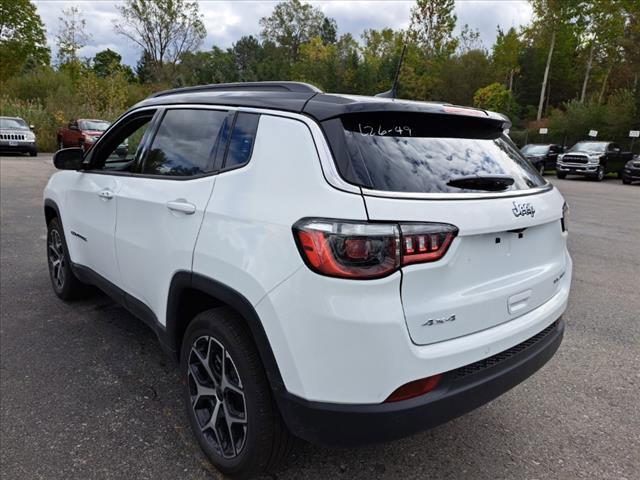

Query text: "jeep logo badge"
[512, 201, 535, 218]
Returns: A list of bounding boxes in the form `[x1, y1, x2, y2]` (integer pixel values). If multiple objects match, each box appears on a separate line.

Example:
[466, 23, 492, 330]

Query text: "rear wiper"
[447, 175, 515, 192]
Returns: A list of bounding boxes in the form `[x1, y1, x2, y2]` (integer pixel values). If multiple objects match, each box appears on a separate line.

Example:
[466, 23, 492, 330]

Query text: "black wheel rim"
[48, 229, 65, 289]
[188, 335, 247, 459]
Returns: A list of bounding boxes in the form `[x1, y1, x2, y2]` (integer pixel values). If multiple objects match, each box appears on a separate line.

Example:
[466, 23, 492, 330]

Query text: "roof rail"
[151, 81, 322, 98]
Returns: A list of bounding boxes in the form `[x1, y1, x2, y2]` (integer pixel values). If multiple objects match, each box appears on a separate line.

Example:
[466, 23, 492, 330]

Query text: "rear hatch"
[324, 110, 568, 345]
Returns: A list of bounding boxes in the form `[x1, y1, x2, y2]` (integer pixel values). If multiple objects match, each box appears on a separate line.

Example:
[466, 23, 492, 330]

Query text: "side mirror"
[53, 148, 84, 170]
[29, 124, 35, 130]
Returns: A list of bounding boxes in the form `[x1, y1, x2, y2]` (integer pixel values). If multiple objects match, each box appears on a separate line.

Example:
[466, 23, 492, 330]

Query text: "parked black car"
[520, 144, 563, 175]
[622, 155, 640, 184]
[556, 141, 633, 181]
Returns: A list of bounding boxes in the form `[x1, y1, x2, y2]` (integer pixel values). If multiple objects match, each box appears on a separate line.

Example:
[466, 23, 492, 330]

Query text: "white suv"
[44, 82, 571, 478]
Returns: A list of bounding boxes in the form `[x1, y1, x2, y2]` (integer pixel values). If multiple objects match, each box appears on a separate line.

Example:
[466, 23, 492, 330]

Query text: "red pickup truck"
[56, 118, 111, 151]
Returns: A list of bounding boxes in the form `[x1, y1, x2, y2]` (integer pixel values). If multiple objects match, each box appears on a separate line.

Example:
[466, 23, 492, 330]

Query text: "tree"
[473, 82, 519, 118]
[435, 50, 493, 105]
[0, 0, 50, 81]
[408, 0, 458, 58]
[320, 17, 337, 45]
[492, 27, 523, 91]
[529, 0, 580, 120]
[114, 0, 206, 80]
[577, 0, 626, 103]
[55, 6, 91, 66]
[92, 49, 134, 81]
[457, 24, 483, 54]
[232, 36, 263, 82]
[259, 0, 333, 62]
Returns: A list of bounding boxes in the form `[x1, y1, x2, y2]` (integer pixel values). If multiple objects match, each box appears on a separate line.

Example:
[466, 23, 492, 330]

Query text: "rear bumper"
[277, 318, 564, 447]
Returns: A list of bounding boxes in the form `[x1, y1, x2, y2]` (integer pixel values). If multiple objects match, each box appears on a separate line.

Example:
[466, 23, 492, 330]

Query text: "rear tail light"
[385, 374, 443, 402]
[293, 218, 457, 279]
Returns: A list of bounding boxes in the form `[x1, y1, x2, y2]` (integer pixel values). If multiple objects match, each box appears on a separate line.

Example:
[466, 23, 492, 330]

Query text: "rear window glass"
[328, 112, 545, 194]
[224, 113, 260, 169]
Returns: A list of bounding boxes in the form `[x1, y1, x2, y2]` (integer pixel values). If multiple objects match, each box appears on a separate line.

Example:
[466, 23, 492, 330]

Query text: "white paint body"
[44, 106, 572, 404]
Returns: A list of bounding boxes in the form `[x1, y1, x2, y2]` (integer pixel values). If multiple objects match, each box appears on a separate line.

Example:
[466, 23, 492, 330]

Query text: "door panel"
[64, 173, 120, 284]
[113, 107, 234, 325]
[114, 176, 216, 325]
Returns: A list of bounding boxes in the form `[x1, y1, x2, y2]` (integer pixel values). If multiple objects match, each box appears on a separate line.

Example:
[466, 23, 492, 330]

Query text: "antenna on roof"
[375, 44, 407, 99]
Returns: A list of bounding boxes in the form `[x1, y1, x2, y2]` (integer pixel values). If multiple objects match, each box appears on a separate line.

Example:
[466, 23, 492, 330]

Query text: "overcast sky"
[34, 1, 533, 66]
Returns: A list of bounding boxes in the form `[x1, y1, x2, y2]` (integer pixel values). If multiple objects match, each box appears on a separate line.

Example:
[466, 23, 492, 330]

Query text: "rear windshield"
[325, 112, 545, 194]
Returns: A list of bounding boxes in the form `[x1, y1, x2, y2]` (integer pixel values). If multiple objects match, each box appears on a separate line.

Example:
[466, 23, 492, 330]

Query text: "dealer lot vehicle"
[0, 116, 37, 156]
[520, 143, 563, 175]
[556, 141, 633, 181]
[57, 118, 112, 152]
[622, 155, 640, 184]
[44, 82, 572, 478]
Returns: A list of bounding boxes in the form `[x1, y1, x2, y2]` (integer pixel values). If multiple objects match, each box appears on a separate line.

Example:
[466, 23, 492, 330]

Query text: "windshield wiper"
[447, 175, 515, 192]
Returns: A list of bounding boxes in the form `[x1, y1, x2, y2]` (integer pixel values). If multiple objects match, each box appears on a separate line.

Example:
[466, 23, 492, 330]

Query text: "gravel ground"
[1, 154, 639, 479]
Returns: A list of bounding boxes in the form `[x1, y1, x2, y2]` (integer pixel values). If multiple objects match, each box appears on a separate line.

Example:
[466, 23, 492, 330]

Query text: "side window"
[143, 109, 232, 176]
[224, 113, 260, 169]
[101, 115, 154, 172]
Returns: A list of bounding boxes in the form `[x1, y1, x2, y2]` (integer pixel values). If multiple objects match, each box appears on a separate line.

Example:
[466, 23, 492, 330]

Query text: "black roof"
[133, 81, 510, 126]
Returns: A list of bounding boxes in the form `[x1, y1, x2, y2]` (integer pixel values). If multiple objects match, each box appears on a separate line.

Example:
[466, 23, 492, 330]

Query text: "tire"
[46, 217, 89, 300]
[181, 308, 294, 479]
[57, 137, 64, 150]
[622, 176, 631, 185]
[593, 166, 605, 182]
[556, 172, 567, 179]
[29, 149, 38, 157]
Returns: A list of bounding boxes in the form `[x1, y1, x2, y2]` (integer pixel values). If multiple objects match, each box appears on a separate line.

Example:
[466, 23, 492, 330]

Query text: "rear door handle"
[166, 200, 196, 215]
[98, 189, 114, 200]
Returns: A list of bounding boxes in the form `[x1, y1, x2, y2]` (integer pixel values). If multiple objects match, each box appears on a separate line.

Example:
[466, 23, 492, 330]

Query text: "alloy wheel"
[188, 335, 247, 459]
[48, 229, 65, 290]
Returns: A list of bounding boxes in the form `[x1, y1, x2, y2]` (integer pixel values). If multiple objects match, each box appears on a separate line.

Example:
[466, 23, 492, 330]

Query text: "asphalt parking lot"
[1, 153, 639, 479]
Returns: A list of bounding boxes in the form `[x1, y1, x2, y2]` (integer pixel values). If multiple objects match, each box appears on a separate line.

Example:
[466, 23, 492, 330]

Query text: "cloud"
[33, 0, 532, 67]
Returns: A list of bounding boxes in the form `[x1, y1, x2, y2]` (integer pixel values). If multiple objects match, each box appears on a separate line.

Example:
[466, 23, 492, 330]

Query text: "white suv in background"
[44, 82, 572, 478]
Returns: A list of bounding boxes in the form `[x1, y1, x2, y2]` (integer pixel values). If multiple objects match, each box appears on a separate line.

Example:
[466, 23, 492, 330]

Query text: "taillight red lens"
[293, 219, 458, 279]
[385, 374, 443, 402]
[293, 219, 400, 279]
[400, 223, 458, 266]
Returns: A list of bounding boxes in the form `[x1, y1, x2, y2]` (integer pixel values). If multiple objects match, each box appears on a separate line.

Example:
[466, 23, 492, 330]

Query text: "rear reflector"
[293, 219, 458, 279]
[385, 374, 443, 402]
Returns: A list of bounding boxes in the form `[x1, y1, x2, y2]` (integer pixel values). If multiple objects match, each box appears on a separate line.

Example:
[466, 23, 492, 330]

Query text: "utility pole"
[537, 29, 556, 121]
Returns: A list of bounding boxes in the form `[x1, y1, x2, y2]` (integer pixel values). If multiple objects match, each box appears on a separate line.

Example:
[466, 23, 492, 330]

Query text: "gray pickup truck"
[556, 141, 633, 181]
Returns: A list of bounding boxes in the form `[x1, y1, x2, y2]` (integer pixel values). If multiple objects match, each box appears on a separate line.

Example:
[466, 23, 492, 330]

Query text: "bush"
[1, 66, 160, 151]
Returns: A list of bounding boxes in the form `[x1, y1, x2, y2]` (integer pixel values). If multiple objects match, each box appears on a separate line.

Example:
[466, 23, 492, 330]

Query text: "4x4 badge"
[422, 314, 456, 327]
[512, 201, 535, 218]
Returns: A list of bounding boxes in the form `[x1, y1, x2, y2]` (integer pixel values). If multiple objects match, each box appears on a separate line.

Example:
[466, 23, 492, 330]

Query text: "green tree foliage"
[259, 0, 334, 62]
[491, 27, 523, 90]
[92, 49, 135, 81]
[0, 0, 50, 82]
[115, 0, 206, 81]
[408, 0, 458, 58]
[473, 82, 519, 118]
